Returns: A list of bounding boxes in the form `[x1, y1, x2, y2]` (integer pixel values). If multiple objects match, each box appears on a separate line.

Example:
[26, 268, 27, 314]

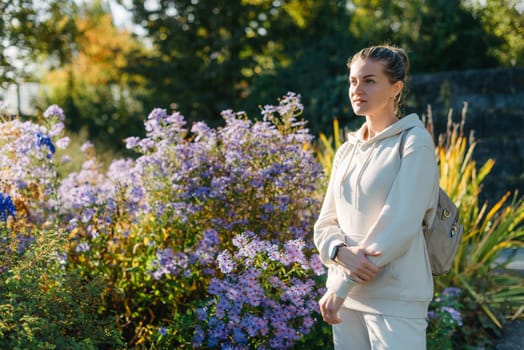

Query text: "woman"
[314, 45, 439, 349]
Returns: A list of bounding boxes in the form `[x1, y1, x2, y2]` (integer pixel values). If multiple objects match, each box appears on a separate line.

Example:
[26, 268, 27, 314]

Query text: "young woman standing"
[314, 45, 439, 349]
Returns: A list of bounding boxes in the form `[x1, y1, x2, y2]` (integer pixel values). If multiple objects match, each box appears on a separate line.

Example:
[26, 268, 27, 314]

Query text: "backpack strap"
[398, 126, 431, 231]
[398, 127, 415, 158]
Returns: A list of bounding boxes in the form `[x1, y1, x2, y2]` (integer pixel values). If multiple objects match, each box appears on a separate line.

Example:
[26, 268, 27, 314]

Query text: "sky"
[108, 0, 133, 29]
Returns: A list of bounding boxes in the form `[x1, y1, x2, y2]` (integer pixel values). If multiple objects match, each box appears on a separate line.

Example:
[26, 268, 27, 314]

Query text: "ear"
[393, 80, 404, 96]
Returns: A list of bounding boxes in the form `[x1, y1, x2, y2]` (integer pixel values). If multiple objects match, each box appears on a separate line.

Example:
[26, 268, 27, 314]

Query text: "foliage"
[119, 0, 297, 125]
[425, 105, 524, 346]
[242, 2, 357, 135]
[36, 0, 150, 149]
[467, 0, 524, 66]
[4, 0, 522, 151]
[316, 117, 347, 177]
[427, 287, 464, 350]
[0, 103, 123, 349]
[0, 232, 124, 349]
[1, 93, 327, 348]
[0, 0, 78, 86]
[348, 0, 500, 72]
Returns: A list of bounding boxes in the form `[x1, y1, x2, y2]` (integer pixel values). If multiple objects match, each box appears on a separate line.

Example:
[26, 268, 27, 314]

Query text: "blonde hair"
[347, 45, 410, 116]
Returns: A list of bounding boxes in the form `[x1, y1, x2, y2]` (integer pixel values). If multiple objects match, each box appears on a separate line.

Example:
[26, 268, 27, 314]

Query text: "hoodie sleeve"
[314, 142, 357, 298]
[361, 127, 439, 267]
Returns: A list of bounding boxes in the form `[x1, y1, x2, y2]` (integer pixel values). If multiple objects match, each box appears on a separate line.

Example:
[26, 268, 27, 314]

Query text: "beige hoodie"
[314, 113, 439, 319]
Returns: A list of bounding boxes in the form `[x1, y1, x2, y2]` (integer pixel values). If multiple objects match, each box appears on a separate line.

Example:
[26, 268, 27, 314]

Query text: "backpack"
[400, 128, 464, 276]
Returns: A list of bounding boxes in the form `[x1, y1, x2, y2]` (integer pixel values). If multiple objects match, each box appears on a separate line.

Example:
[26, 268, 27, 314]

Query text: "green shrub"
[0, 231, 124, 350]
[429, 105, 524, 347]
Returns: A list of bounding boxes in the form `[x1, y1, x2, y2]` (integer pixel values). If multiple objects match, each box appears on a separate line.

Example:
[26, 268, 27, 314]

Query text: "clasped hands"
[319, 245, 381, 325]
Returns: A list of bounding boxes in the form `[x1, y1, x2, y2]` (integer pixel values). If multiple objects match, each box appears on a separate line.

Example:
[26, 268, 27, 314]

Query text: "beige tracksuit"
[314, 114, 439, 349]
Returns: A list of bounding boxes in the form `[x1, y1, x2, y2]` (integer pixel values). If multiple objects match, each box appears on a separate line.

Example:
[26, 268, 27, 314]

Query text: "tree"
[119, 0, 317, 126]
[38, 1, 150, 148]
[243, 0, 358, 134]
[0, 0, 78, 86]
[467, 0, 524, 67]
[348, 0, 500, 72]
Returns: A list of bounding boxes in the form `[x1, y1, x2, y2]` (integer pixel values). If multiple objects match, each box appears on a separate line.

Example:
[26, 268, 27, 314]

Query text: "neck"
[364, 114, 398, 139]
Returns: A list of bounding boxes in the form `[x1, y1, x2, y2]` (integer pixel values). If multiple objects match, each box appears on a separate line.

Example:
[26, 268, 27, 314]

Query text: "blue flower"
[0, 193, 16, 222]
[157, 326, 168, 336]
[36, 132, 56, 159]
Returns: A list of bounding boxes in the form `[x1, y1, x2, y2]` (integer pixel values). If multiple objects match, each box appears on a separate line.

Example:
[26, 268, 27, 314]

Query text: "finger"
[349, 273, 363, 284]
[323, 313, 343, 325]
[362, 262, 380, 274]
[364, 249, 382, 256]
[319, 300, 327, 315]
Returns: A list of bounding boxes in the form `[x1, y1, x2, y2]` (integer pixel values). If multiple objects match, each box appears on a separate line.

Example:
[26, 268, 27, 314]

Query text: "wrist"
[330, 243, 347, 262]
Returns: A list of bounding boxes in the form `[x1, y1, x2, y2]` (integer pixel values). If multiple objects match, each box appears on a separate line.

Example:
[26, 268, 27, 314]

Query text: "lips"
[352, 99, 366, 104]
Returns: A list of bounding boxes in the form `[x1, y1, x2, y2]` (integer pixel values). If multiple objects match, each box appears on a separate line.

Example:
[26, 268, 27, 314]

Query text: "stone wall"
[407, 67, 524, 202]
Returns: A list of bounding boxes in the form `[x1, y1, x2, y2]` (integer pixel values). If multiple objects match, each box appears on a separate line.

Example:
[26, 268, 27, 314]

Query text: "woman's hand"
[335, 245, 381, 284]
[319, 289, 344, 325]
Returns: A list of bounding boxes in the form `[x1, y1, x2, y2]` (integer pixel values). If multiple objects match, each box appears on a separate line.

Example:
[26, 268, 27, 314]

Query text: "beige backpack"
[400, 128, 464, 276]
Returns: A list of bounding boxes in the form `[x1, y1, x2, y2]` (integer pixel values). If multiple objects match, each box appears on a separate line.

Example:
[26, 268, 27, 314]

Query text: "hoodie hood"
[347, 113, 424, 145]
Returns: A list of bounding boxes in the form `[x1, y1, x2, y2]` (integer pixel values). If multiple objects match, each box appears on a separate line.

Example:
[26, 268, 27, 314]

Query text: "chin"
[351, 108, 367, 117]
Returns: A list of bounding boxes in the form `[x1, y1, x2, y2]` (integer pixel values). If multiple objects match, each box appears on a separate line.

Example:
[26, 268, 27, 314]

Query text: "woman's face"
[348, 58, 402, 119]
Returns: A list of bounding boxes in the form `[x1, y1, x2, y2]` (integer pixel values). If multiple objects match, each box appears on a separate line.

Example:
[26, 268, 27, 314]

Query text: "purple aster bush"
[9, 93, 326, 347]
[197, 232, 324, 349]
[0, 103, 71, 273]
[0, 104, 70, 285]
[427, 287, 464, 349]
[0, 104, 69, 224]
[55, 93, 325, 348]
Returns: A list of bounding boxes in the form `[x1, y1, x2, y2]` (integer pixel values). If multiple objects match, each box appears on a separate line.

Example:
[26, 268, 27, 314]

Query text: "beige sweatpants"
[333, 307, 427, 350]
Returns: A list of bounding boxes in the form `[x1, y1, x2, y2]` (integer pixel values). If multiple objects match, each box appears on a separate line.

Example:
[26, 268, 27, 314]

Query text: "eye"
[365, 79, 375, 84]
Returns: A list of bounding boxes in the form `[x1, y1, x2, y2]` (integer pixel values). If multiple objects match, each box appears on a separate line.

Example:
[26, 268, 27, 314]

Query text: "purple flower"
[56, 136, 70, 149]
[125, 136, 141, 149]
[80, 141, 94, 153]
[427, 310, 437, 319]
[283, 239, 307, 266]
[217, 250, 236, 274]
[192, 326, 205, 347]
[196, 307, 208, 321]
[43, 104, 65, 121]
[49, 122, 65, 137]
[441, 306, 463, 326]
[147, 108, 167, 121]
[442, 287, 461, 298]
[309, 254, 326, 276]
[56, 251, 67, 267]
[75, 242, 90, 253]
[232, 327, 247, 344]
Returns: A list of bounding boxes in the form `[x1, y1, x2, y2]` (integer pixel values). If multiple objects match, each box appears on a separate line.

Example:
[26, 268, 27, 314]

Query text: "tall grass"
[427, 104, 524, 344]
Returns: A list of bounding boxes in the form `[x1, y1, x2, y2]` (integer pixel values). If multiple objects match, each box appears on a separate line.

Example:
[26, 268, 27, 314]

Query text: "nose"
[349, 82, 363, 96]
